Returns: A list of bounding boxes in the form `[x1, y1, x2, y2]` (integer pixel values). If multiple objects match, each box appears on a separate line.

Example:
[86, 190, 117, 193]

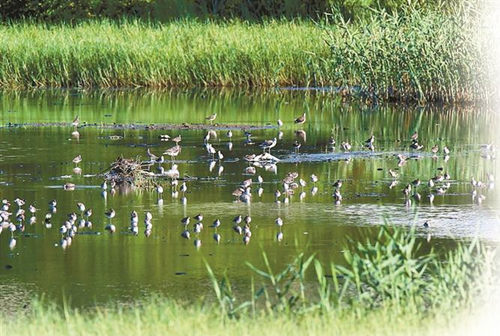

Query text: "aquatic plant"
[0, 4, 487, 102]
[207, 225, 493, 317]
[323, 7, 486, 103]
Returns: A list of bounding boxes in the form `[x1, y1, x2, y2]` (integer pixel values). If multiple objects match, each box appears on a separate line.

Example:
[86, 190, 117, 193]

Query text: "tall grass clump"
[206, 225, 494, 318]
[0, 226, 495, 336]
[323, 6, 486, 103]
[0, 5, 487, 102]
[0, 20, 329, 89]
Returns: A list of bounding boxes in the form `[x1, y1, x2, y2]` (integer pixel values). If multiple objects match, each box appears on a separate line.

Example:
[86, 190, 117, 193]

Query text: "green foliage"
[323, 6, 486, 102]
[0, 0, 460, 22]
[207, 225, 493, 317]
[0, 1, 154, 21]
[0, 6, 487, 102]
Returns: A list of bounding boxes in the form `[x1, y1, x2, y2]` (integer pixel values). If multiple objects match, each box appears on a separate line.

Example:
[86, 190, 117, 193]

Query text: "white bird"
[213, 233, 221, 244]
[181, 230, 190, 239]
[212, 219, 221, 229]
[105, 224, 116, 233]
[180, 182, 187, 195]
[260, 137, 277, 153]
[77, 202, 85, 213]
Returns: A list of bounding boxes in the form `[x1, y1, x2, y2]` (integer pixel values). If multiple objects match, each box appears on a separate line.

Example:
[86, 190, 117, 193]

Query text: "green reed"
[206, 225, 494, 318]
[322, 7, 487, 103]
[0, 5, 487, 102]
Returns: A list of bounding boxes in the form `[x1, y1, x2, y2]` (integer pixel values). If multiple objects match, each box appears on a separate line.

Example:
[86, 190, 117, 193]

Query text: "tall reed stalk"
[207, 225, 494, 318]
[0, 5, 487, 102]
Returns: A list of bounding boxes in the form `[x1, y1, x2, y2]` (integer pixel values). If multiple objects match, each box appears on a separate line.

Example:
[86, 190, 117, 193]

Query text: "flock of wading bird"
[0, 113, 496, 250]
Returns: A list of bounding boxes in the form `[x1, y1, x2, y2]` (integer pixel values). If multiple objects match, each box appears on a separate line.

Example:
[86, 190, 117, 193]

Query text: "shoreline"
[0, 121, 276, 131]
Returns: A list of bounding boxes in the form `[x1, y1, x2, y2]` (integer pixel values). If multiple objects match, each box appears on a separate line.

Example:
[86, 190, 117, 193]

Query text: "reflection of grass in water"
[0, 89, 493, 141]
[2, 226, 493, 335]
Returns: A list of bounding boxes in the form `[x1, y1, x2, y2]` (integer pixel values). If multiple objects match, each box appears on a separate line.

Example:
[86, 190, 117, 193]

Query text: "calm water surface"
[0, 89, 498, 309]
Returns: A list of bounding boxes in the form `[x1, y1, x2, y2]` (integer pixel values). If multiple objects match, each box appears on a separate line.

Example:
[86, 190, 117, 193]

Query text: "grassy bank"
[0, 6, 486, 102]
[1, 226, 495, 335]
[0, 300, 476, 336]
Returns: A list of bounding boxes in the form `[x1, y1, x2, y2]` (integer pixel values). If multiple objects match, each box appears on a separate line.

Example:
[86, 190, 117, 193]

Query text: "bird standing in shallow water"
[72, 115, 79, 128]
[212, 219, 221, 229]
[64, 183, 76, 190]
[388, 169, 398, 179]
[259, 137, 277, 154]
[181, 230, 190, 239]
[365, 135, 375, 146]
[332, 179, 343, 189]
[72, 155, 82, 166]
[49, 200, 57, 213]
[328, 137, 336, 150]
[147, 148, 158, 162]
[77, 202, 85, 217]
[333, 189, 342, 203]
[156, 185, 164, 198]
[180, 182, 187, 196]
[410, 141, 424, 150]
[29, 204, 37, 214]
[294, 112, 306, 124]
[244, 216, 251, 225]
[233, 215, 242, 225]
[206, 113, 217, 124]
[341, 142, 351, 152]
[293, 141, 301, 153]
[295, 130, 306, 142]
[310, 174, 318, 184]
[172, 135, 182, 145]
[105, 209, 115, 224]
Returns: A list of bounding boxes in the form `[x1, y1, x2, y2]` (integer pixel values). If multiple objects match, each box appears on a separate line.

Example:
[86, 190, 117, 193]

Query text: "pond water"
[0, 89, 498, 309]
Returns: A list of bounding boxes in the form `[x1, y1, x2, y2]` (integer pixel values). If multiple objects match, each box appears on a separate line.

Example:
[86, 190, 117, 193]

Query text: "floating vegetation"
[103, 157, 156, 189]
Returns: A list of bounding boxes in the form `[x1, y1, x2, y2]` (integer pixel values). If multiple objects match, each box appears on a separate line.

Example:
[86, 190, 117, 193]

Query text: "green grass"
[0, 299, 475, 336]
[1, 226, 495, 336]
[0, 5, 487, 102]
